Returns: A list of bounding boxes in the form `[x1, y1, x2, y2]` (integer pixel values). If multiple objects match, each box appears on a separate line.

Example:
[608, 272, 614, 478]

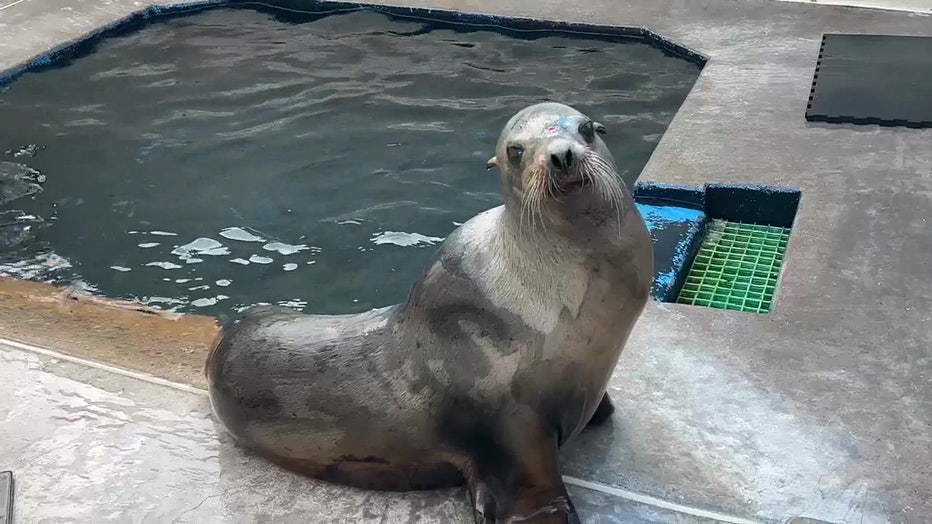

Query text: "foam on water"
[5, 144, 44, 158]
[0, 252, 71, 279]
[219, 227, 265, 243]
[278, 299, 308, 309]
[371, 231, 444, 247]
[191, 294, 229, 307]
[262, 242, 307, 256]
[145, 262, 182, 270]
[0, 161, 45, 206]
[171, 237, 231, 259]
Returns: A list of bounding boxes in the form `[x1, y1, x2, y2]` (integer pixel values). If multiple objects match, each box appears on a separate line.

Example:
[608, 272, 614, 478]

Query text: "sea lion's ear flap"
[486, 156, 498, 170]
[594, 122, 607, 136]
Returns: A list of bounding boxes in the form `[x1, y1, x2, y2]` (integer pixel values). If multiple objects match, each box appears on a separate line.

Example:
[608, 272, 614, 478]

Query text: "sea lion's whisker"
[592, 156, 624, 209]
[520, 184, 533, 230]
[521, 166, 551, 233]
[521, 167, 536, 231]
[582, 154, 624, 235]
[546, 174, 560, 204]
[534, 171, 550, 229]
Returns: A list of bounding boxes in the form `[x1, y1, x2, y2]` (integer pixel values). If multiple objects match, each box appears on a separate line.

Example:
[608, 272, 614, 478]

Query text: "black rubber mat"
[806, 34, 932, 128]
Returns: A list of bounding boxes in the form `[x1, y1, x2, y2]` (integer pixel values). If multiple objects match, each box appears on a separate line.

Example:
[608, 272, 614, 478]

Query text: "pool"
[0, 4, 701, 316]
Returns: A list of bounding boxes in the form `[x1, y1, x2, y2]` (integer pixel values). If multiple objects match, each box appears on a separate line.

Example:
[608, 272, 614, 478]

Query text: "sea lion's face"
[488, 102, 624, 232]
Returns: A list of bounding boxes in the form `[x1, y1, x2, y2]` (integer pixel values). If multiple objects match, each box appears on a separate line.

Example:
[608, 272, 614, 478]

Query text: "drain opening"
[675, 220, 790, 313]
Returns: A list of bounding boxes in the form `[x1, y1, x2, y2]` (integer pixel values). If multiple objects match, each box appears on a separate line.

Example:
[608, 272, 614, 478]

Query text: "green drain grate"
[676, 220, 791, 313]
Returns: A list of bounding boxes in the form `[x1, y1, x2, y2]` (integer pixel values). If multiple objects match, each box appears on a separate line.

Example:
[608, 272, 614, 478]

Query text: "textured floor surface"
[806, 34, 932, 128]
[776, 0, 932, 13]
[0, 342, 731, 523]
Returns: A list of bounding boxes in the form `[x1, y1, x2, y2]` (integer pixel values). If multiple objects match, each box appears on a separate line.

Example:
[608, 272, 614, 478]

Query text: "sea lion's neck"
[497, 207, 583, 264]
[500, 200, 629, 257]
[465, 207, 588, 335]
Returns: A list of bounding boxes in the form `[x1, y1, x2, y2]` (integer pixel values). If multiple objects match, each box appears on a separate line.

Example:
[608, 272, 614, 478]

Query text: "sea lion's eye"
[506, 144, 524, 164]
[578, 120, 595, 143]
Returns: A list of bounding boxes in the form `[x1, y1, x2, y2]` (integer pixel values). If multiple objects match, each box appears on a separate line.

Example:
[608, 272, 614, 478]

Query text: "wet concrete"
[0, 343, 467, 523]
[1, 0, 931, 523]
[0, 342, 731, 523]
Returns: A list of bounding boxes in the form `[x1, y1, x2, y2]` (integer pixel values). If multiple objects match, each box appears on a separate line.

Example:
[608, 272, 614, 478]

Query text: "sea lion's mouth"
[556, 173, 589, 193]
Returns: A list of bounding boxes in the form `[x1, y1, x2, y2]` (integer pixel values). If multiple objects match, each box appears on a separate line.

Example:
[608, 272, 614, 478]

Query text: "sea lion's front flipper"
[460, 419, 580, 524]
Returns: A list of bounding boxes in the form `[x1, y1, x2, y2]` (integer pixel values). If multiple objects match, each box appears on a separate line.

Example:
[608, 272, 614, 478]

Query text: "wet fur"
[205, 102, 653, 523]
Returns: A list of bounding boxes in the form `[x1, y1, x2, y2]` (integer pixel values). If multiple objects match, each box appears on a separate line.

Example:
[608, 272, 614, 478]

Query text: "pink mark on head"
[543, 124, 560, 137]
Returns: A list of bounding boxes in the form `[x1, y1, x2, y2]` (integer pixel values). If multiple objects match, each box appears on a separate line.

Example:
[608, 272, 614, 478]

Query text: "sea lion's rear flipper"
[585, 392, 615, 428]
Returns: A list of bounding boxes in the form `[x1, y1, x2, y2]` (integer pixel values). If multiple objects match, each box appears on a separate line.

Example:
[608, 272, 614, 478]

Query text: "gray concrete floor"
[776, 0, 931, 13]
[0, 340, 735, 524]
[2, 0, 932, 523]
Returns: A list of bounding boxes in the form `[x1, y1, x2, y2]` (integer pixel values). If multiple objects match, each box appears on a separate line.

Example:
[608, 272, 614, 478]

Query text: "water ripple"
[0, 6, 700, 316]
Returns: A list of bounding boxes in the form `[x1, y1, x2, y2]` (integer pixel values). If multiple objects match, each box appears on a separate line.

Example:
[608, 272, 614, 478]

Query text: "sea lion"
[205, 102, 653, 523]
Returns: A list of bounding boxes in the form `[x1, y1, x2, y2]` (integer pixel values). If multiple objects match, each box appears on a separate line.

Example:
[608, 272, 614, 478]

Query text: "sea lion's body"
[207, 102, 653, 523]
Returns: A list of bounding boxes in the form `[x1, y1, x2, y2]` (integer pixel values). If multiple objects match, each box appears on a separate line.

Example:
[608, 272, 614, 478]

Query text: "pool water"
[0, 6, 701, 316]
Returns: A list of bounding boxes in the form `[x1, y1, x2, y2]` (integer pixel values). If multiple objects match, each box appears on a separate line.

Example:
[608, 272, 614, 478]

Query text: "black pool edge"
[634, 181, 802, 229]
[634, 181, 803, 304]
[0, 0, 708, 89]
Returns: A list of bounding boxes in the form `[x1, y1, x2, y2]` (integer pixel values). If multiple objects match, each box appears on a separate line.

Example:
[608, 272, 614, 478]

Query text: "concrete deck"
[0, 340, 738, 523]
[1, 0, 931, 523]
[776, 0, 931, 14]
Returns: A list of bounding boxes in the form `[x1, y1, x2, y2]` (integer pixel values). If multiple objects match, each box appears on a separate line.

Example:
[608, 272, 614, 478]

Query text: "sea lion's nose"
[549, 144, 574, 172]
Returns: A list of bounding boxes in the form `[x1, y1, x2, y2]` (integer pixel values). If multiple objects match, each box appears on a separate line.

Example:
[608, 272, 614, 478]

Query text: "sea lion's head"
[487, 102, 627, 236]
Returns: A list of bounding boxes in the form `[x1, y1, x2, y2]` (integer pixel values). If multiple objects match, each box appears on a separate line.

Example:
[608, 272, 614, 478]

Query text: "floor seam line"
[563, 476, 765, 524]
[0, 0, 27, 11]
[0, 337, 208, 395]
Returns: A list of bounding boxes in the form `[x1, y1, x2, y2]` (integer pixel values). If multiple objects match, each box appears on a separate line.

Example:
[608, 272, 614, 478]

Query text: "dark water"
[0, 7, 700, 316]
